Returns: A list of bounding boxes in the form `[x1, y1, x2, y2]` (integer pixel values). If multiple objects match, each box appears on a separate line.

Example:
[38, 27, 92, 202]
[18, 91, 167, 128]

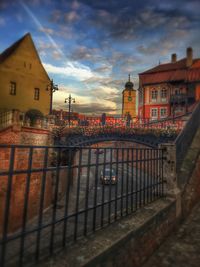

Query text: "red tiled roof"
[139, 58, 200, 85]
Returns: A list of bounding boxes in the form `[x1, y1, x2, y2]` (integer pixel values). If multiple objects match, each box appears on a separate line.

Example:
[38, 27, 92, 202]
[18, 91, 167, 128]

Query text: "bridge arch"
[59, 132, 175, 148]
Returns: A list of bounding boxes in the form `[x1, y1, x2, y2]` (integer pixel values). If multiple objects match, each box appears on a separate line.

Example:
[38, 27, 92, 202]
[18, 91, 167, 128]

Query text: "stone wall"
[179, 127, 200, 217]
[38, 199, 178, 267]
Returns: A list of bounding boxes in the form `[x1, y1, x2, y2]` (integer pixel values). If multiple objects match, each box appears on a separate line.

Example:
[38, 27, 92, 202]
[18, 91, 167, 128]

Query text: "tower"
[122, 74, 136, 118]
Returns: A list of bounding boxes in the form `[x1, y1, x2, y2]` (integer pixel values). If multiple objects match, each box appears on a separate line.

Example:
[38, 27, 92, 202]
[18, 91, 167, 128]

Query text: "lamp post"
[46, 79, 58, 114]
[65, 94, 75, 127]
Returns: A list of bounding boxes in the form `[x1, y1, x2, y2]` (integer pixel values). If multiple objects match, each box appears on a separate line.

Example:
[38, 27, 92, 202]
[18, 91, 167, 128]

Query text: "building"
[0, 33, 51, 116]
[122, 75, 136, 118]
[138, 47, 200, 120]
[52, 109, 79, 125]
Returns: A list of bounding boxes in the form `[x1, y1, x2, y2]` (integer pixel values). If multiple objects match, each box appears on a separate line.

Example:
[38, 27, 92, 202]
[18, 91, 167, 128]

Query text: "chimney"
[186, 47, 193, 67]
[171, 53, 177, 63]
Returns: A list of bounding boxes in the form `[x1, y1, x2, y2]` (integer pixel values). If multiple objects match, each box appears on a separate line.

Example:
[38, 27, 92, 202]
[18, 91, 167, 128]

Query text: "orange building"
[138, 47, 200, 120]
[122, 75, 136, 119]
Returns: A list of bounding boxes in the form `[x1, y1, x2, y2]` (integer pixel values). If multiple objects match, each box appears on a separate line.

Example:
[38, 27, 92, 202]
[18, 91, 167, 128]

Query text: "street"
[4, 144, 163, 266]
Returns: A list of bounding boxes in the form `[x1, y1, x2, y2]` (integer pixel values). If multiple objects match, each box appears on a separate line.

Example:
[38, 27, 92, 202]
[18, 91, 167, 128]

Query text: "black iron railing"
[0, 144, 165, 267]
[175, 101, 200, 172]
[170, 93, 187, 104]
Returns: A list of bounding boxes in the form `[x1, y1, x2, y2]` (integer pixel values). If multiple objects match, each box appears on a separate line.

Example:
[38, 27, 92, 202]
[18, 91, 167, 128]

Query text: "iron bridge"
[59, 131, 178, 148]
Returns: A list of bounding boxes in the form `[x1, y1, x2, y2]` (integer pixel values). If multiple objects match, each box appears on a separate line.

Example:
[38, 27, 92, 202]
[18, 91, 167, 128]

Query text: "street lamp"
[65, 94, 75, 127]
[46, 79, 59, 114]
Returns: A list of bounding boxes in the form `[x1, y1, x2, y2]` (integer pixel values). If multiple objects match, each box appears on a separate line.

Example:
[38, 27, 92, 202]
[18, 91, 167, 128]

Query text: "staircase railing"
[175, 101, 200, 172]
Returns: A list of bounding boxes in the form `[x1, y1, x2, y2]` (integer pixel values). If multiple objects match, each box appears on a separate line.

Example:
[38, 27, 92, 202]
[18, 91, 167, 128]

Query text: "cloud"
[66, 103, 117, 115]
[64, 11, 79, 23]
[39, 27, 54, 35]
[0, 18, 5, 26]
[43, 62, 94, 80]
[71, 0, 80, 10]
[50, 9, 62, 22]
[37, 40, 63, 59]
[70, 46, 100, 61]
[137, 29, 190, 57]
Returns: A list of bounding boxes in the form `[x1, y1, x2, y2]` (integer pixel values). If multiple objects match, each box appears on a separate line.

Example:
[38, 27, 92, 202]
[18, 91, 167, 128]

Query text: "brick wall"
[0, 125, 55, 234]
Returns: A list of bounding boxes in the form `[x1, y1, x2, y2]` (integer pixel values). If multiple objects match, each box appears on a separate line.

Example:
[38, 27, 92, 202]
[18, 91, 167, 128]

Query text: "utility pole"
[46, 79, 58, 114]
[65, 94, 75, 127]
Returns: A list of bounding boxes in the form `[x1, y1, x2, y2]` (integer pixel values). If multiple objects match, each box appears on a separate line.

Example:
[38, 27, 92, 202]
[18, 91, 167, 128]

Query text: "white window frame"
[161, 88, 167, 102]
[151, 108, 158, 120]
[151, 89, 158, 102]
[160, 107, 167, 118]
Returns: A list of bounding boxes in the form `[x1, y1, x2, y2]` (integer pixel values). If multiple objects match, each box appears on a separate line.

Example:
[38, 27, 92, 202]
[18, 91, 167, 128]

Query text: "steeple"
[125, 74, 134, 90]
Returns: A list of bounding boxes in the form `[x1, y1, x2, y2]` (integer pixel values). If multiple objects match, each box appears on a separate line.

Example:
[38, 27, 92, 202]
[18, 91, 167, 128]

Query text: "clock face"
[128, 96, 132, 101]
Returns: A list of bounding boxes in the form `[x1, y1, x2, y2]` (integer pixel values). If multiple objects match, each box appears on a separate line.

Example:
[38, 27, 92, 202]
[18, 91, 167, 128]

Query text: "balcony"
[170, 94, 188, 104]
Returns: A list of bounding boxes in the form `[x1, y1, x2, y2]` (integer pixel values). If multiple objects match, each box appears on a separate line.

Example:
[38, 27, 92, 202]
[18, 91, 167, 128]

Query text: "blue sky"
[0, 0, 200, 114]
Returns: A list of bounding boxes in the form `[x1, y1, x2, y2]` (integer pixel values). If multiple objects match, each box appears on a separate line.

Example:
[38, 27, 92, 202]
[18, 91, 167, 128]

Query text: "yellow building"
[122, 75, 136, 118]
[0, 33, 51, 115]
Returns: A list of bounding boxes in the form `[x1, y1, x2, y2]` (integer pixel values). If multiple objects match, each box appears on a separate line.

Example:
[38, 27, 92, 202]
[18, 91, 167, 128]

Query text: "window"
[160, 108, 167, 118]
[174, 88, 180, 95]
[10, 82, 16, 95]
[34, 88, 40, 100]
[161, 88, 167, 100]
[151, 108, 158, 119]
[151, 89, 158, 101]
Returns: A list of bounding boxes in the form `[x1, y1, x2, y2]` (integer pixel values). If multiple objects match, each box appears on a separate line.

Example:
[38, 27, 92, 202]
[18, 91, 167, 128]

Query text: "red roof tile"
[139, 58, 200, 85]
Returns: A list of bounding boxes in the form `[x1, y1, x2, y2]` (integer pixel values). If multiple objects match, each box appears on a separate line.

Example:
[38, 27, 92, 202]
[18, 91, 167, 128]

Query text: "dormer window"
[10, 82, 16, 95]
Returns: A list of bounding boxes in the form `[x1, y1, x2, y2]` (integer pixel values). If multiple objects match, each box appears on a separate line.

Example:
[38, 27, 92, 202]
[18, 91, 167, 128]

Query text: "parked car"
[100, 168, 117, 184]
[94, 149, 104, 154]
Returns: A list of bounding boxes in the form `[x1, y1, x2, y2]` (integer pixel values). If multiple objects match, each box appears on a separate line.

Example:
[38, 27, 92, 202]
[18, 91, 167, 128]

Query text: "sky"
[0, 0, 200, 115]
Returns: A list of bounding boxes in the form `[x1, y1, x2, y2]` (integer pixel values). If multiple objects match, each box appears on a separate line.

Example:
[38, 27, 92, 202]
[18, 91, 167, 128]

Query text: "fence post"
[159, 143, 182, 218]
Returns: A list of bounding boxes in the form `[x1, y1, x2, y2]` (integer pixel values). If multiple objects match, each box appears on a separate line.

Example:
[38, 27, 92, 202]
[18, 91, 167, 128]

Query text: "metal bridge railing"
[0, 144, 165, 267]
[175, 101, 200, 172]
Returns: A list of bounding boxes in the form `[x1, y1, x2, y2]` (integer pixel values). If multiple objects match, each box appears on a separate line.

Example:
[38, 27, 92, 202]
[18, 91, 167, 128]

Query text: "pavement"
[142, 201, 200, 267]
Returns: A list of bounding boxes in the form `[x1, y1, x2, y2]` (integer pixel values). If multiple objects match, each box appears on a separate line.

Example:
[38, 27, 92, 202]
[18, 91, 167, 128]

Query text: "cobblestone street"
[142, 202, 200, 267]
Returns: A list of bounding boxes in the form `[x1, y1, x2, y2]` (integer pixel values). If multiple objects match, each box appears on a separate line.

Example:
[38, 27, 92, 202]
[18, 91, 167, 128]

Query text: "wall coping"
[37, 198, 176, 267]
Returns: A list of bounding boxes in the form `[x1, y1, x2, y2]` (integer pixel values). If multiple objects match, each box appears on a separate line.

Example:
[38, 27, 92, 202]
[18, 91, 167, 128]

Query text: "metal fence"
[0, 144, 165, 267]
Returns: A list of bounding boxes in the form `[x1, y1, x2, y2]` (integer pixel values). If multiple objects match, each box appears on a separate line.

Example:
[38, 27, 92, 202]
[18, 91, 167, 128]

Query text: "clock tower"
[122, 74, 136, 118]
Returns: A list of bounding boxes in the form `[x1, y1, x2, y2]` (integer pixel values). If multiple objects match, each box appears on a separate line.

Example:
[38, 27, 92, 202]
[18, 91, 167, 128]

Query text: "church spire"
[125, 74, 134, 90]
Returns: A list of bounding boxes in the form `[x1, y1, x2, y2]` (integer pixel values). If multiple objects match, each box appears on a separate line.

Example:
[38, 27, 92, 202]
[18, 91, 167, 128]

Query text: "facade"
[0, 33, 51, 115]
[138, 47, 200, 120]
[122, 75, 136, 118]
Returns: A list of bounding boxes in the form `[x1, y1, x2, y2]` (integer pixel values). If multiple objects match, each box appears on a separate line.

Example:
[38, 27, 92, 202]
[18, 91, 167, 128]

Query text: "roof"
[0, 33, 50, 80]
[0, 33, 31, 63]
[139, 58, 200, 85]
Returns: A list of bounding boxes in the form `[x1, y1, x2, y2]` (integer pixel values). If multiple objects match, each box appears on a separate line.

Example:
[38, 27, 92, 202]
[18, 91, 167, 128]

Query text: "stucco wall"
[0, 34, 51, 115]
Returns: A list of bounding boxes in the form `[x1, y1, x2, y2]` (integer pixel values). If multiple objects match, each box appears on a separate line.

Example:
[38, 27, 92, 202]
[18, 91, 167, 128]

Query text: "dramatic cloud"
[39, 27, 54, 35]
[1, 0, 200, 114]
[43, 62, 94, 81]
